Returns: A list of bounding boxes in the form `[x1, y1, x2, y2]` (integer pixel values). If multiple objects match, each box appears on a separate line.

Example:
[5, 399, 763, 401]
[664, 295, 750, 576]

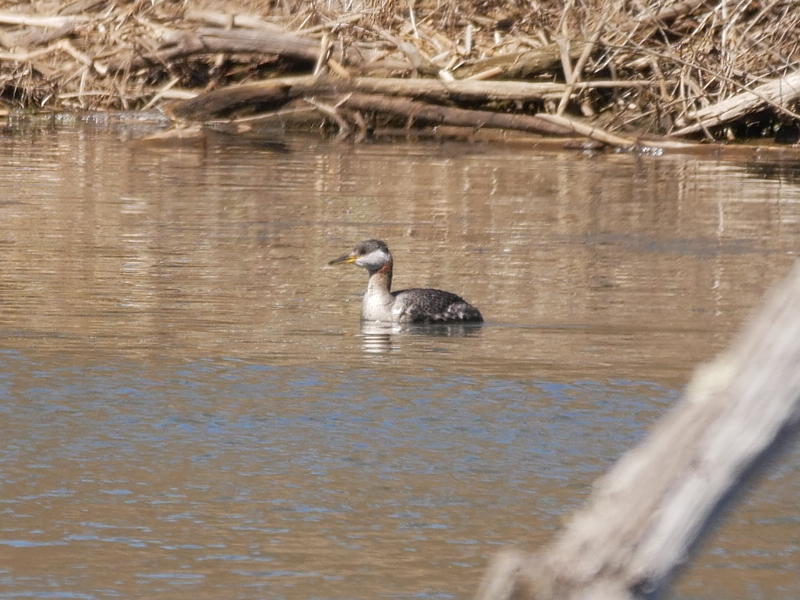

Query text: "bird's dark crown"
[354, 239, 389, 256]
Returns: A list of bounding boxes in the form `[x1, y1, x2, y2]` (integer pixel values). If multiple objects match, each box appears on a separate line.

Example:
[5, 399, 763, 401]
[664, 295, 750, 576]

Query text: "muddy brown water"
[0, 116, 798, 600]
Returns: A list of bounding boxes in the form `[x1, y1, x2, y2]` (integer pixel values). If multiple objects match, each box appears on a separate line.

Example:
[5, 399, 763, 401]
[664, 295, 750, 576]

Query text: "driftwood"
[164, 74, 647, 147]
[164, 76, 334, 121]
[0, 11, 87, 28]
[673, 70, 800, 136]
[107, 27, 328, 71]
[166, 76, 571, 121]
[183, 9, 284, 31]
[349, 77, 567, 103]
[454, 42, 586, 80]
[338, 92, 574, 137]
[477, 261, 800, 600]
[0, 22, 79, 50]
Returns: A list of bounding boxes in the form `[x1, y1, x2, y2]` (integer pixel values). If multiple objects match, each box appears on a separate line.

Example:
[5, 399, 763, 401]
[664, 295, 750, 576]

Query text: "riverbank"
[1, 0, 798, 148]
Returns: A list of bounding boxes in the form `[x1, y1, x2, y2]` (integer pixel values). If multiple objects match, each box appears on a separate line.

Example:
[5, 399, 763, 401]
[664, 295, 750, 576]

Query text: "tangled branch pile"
[1, 0, 799, 146]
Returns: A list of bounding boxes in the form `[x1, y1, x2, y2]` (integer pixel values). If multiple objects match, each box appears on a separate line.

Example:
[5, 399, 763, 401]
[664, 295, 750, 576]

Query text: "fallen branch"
[672, 70, 800, 136]
[164, 75, 331, 120]
[337, 92, 574, 137]
[183, 9, 284, 31]
[454, 42, 586, 80]
[165, 75, 567, 121]
[349, 77, 567, 102]
[4, 23, 80, 49]
[165, 76, 645, 147]
[477, 260, 800, 600]
[107, 27, 330, 70]
[0, 11, 88, 28]
[535, 113, 636, 148]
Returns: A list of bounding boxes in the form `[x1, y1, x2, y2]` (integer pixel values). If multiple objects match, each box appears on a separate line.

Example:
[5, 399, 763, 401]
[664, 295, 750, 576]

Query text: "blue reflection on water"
[0, 349, 684, 599]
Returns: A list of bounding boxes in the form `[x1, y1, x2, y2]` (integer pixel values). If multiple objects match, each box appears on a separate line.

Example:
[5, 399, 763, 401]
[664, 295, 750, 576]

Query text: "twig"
[58, 40, 108, 75]
[555, 38, 573, 83]
[556, 23, 604, 116]
[205, 104, 319, 125]
[294, 12, 364, 36]
[352, 110, 368, 143]
[305, 96, 351, 140]
[327, 58, 351, 79]
[535, 113, 637, 148]
[407, 0, 419, 38]
[465, 67, 504, 81]
[313, 33, 330, 77]
[143, 76, 181, 109]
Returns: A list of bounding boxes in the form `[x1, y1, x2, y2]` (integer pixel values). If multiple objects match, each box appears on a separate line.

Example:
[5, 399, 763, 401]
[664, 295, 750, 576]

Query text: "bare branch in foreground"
[477, 260, 800, 600]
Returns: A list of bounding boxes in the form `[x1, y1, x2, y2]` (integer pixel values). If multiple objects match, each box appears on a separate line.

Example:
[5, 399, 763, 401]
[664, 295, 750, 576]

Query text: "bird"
[328, 239, 483, 324]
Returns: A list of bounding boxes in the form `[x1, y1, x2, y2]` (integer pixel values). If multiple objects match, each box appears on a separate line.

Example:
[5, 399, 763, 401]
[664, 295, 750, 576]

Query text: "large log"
[107, 27, 361, 71]
[477, 260, 800, 600]
[164, 75, 332, 120]
[337, 92, 574, 137]
[338, 93, 641, 147]
[164, 77, 642, 147]
[166, 76, 571, 121]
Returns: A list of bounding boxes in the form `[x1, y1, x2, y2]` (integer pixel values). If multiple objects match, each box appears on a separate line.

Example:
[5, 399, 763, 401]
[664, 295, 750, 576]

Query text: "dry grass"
[0, 0, 797, 140]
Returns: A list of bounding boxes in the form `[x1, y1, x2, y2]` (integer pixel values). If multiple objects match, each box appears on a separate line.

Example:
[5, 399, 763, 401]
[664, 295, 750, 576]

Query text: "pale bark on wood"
[349, 77, 567, 102]
[534, 114, 635, 148]
[183, 9, 283, 31]
[0, 11, 88, 27]
[0, 23, 79, 50]
[58, 0, 106, 16]
[477, 261, 800, 600]
[107, 27, 361, 71]
[454, 42, 585, 80]
[672, 70, 800, 136]
[640, 0, 708, 25]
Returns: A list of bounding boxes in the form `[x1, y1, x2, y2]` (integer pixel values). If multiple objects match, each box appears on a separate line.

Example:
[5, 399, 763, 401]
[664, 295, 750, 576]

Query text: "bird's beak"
[328, 253, 357, 266]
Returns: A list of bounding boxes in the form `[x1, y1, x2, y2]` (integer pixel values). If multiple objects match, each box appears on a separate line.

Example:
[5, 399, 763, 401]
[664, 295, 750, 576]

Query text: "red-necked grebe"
[328, 239, 483, 324]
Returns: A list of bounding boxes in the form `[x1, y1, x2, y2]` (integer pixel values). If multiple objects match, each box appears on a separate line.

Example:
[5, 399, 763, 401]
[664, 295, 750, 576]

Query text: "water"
[0, 115, 798, 599]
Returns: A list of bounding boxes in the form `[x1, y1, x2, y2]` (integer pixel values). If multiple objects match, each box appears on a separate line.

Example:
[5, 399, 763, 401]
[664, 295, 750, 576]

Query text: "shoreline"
[1, 1, 798, 149]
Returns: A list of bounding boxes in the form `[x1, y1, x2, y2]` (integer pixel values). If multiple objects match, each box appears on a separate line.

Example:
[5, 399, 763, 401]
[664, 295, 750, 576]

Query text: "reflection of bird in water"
[328, 239, 483, 324]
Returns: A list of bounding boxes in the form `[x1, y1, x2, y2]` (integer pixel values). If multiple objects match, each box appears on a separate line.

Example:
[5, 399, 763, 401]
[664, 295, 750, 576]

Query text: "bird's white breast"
[361, 291, 394, 322]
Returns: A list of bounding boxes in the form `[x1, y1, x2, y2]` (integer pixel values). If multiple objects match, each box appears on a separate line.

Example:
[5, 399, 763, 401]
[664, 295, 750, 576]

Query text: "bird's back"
[391, 288, 483, 323]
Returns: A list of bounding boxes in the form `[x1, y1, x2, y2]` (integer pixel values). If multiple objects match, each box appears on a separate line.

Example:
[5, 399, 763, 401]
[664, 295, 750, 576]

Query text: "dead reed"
[0, 0, 798, 146]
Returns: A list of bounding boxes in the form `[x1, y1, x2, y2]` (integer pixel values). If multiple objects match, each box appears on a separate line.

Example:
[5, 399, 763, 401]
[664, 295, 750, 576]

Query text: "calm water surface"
[0, 116, 799, 600]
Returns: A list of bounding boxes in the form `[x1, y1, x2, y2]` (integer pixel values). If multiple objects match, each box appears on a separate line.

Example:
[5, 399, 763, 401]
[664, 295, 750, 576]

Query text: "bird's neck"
[367, 261, 393, 295]
[362, 261, 395, 322]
